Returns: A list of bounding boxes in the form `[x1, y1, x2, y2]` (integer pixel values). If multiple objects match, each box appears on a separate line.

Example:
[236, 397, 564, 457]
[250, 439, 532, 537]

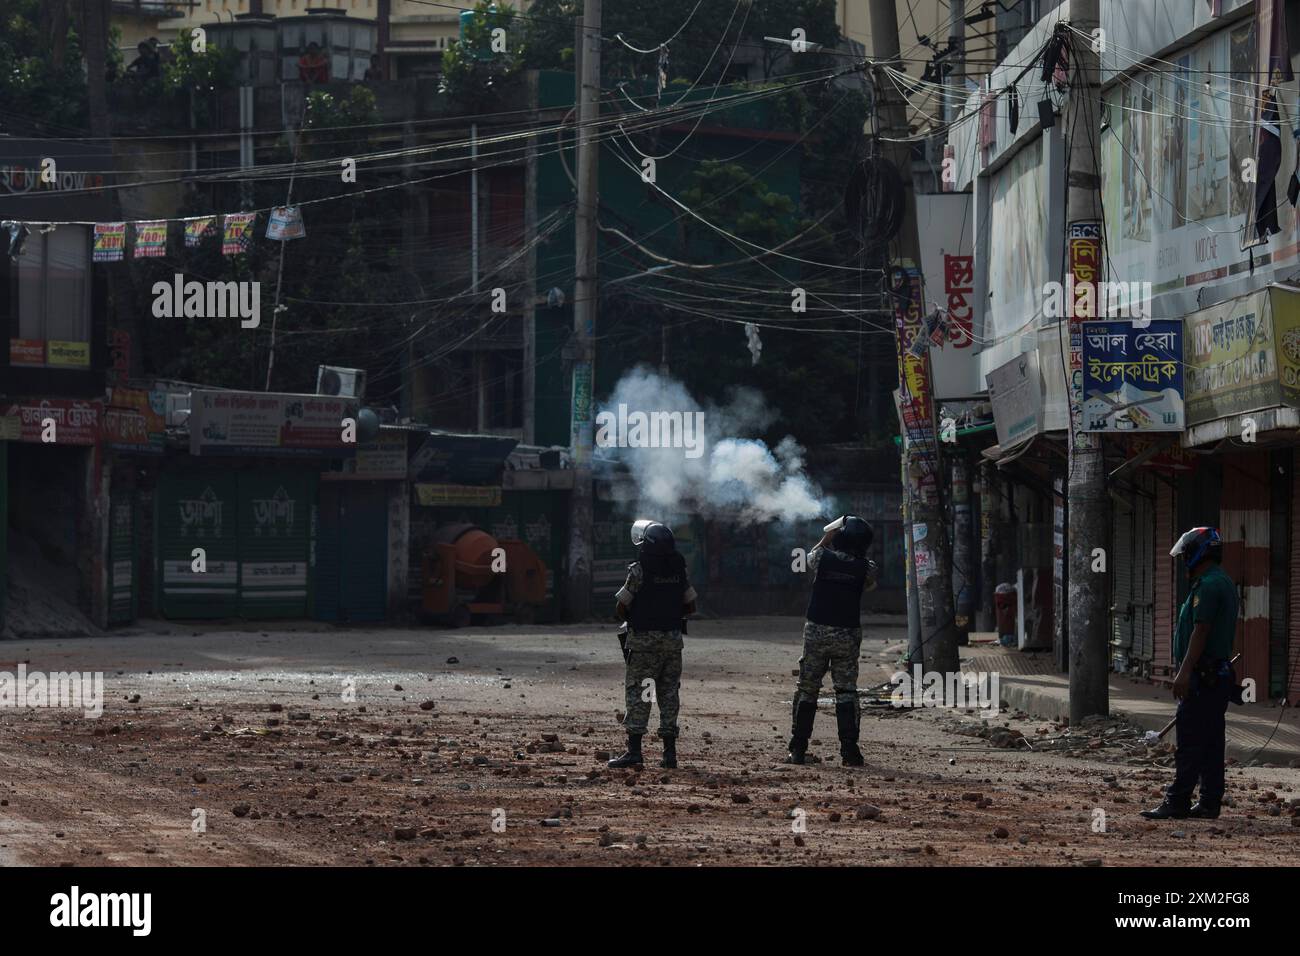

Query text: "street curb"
[998, 676, 1295, 767]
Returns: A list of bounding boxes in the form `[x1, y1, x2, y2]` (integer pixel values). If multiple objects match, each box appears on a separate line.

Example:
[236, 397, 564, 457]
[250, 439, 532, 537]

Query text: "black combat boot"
[1188, 800, 1221, 819]
[785, 700, 817, 764]
[836, 700, 864, 766]
[660, 734, 677, 769]
[608, 733, 644, 769]
[1139, 798, 1191, 820]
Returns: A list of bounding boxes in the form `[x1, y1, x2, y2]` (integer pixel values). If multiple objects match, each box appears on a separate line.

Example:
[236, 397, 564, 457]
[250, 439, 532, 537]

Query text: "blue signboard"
[1080, 320, 1183, 432]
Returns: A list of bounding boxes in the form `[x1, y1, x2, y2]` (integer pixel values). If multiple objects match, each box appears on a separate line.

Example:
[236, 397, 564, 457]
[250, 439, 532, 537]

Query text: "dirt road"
[0, 616, 1296, 866]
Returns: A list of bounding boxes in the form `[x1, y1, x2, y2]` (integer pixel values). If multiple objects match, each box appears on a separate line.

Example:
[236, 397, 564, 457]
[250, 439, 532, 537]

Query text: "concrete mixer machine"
[420, 523, 547, 626]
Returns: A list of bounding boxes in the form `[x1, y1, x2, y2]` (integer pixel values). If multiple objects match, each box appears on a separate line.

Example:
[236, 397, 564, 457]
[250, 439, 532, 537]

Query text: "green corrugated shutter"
[0, 442, 7, 631]
[108, 497, 137, 625]
[315, 484, 342, 622]
[314, 483, 388, 623]
[157, 470, 240, 618]
[238, 469, 314, 618]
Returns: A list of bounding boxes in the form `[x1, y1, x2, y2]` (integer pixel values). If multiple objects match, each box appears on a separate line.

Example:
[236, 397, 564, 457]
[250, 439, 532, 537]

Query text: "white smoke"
[597, 366, 830, 524]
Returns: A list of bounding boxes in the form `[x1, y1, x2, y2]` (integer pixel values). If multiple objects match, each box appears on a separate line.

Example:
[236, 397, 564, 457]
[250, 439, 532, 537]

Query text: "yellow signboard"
[46, 340, 90, 368]
[1183, 285, 1300, 425]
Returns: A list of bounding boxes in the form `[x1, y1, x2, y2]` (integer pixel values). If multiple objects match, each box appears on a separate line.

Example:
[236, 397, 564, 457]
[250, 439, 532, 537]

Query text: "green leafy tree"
[440, 1, 526, 113]
[162, 35, 239, 96]
[0, 0, 90, 133]
[524, 0, 841, 85]
[528, 2, 885, 446]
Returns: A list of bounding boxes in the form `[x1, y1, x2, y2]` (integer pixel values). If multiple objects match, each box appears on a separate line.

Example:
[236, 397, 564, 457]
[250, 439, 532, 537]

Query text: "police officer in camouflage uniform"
[786, 516, 876, 767]
[609, 520, 697, 770]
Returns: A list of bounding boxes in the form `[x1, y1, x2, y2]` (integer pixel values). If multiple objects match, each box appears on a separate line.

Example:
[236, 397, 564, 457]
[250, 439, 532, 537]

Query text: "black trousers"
[1167, 666, 1231, 806]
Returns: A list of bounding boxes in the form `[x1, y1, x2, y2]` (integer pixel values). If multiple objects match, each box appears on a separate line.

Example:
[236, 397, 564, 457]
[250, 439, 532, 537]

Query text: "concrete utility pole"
[868, 0, 960, 676]
[566, 0, 601, 621]
[1064, 0, 1110, 721]
[946, 0, 965, 127]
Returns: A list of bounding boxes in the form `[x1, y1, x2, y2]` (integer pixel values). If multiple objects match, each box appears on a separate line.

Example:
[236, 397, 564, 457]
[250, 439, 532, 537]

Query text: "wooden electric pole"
[566, 0, 601, 621]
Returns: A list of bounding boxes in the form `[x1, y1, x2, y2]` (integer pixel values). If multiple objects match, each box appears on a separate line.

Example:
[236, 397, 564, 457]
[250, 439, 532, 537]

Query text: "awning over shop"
[1182, 405, 1300, 449]
[407, 430, 518, 484]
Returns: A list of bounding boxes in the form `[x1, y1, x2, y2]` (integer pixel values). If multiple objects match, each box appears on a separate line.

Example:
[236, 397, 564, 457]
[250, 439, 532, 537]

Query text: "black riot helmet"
[834, 515, 873, 558]
[631, 518, 676, 556]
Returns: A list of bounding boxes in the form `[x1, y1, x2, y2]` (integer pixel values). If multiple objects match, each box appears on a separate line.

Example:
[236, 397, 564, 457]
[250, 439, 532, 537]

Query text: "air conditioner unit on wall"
[165, 393, 191, 427]
[316, 365, 367, 399]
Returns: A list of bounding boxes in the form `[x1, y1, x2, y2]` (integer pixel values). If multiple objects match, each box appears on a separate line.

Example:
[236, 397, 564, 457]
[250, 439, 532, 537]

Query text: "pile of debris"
[938, 712, 1178, 765]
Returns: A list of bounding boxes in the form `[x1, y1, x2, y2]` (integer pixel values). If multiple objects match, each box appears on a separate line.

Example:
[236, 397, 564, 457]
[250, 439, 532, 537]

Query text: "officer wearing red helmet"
[1141, 527, 1239, 821]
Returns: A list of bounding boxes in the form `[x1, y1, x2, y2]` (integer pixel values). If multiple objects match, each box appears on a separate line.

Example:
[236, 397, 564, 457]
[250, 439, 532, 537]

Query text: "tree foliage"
[523, 0, 842, 85]
[440, 1, 527, 113]
[0, 0, 91, 134]
[527, 1, 886, 446]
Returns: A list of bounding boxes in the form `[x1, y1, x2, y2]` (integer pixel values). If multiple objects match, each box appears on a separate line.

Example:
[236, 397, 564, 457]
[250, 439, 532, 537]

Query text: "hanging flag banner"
[266, 206, 306, 241]
[184, 216, 216, 248]
[93, 222, 126, 262]
[222, 212, 256, 256]
[1247, 0, 1292, 247]
[133, 220, 167, 258]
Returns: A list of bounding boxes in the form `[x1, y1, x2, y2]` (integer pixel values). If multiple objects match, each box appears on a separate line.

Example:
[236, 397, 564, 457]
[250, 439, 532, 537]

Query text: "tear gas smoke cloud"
[597, 366, 830, 524]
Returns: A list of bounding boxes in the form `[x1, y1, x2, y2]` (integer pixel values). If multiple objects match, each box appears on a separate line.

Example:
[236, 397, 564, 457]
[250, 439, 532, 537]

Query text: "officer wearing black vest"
[609, 520, 697, 769]
[787, 515, 876, 766]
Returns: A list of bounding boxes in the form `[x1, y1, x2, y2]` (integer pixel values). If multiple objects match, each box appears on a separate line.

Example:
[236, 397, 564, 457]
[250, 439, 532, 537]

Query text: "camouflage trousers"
[792, 622, 861, 731]
[623, 629, 683, 736]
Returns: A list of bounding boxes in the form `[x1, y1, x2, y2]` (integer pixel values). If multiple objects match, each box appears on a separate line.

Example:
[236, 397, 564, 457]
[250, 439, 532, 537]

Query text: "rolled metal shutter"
[1153, 477, 1175, 678]
[157, 470, 239, 618]
[108, 497, 137, 625]
[237, 469, 314, 619]
[1220, 452, 1269, 696]
[1111, 494, 1135, 666]
[1131, 475, 1155, 666]
[1291, 457, 1300, 701]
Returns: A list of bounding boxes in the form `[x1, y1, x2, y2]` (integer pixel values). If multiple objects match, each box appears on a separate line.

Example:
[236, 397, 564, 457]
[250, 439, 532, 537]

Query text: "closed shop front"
[1132, 474, 1156, 667]
[315, 482, 388, 623]
[157, 470, 239, 618]
[108, 497, 137, 625]
[0, 441, 6, 631]
[157, 467, 316, 619]
[1153, 476, 1175, 680]
[1111, 493, 1135, 668]
[1269, 450, 1291, 700]
[237, 469, 314, 618]
[1290, 454, 1300, 701]
[1219, 452, 1270, 696]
